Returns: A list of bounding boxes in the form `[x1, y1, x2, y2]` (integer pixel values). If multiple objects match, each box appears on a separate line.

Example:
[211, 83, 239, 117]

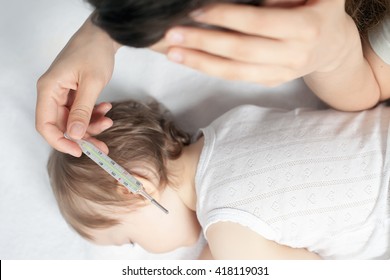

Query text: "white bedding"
[0, 0, 323, 259]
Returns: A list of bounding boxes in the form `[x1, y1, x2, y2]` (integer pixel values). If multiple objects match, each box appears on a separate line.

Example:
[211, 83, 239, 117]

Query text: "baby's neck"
[168, 137, 204, 211]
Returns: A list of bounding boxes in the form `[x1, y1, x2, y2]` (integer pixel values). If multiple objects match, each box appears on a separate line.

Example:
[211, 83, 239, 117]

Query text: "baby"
[48, 100, 390, 259]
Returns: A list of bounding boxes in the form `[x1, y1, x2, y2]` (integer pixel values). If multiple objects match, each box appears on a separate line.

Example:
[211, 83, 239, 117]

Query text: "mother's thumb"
[67, 76, 105, 139]
[67, 104, 92, 139]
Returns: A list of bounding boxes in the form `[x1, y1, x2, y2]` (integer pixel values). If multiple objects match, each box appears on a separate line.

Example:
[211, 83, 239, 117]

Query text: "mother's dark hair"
[86, 0, 262, 47]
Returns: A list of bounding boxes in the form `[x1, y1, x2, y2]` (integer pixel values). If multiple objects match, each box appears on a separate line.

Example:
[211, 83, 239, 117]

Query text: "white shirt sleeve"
[368, 14, 390, 64]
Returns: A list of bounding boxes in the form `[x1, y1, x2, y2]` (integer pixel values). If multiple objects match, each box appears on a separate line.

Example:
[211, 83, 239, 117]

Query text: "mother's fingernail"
[190, 9, 204, 19]
[167, 51, 184, 63]
[69, 122, 85, 139]
[166, 31, 184, 44]
[69, 149, 82, 158]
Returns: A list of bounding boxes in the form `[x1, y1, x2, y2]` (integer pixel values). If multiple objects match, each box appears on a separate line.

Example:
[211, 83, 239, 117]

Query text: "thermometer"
[65, 134, 168, 214]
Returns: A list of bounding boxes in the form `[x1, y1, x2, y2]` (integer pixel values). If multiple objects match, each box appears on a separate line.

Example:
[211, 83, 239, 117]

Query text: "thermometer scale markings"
[80, 140, 141, 192]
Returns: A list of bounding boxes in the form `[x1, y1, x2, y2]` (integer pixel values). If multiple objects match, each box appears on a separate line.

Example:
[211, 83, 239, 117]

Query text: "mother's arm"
[207, 221, 321, 260]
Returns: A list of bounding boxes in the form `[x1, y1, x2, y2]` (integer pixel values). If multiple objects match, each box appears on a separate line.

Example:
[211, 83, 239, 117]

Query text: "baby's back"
[195, 104, 390, 259]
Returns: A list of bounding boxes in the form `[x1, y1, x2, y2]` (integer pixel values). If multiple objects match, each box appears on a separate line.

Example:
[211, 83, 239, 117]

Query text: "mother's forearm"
[303, 54, 380, 112]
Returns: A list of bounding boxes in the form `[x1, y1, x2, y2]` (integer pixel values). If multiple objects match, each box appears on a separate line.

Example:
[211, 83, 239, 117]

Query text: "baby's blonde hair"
[47, 100, 191, 240]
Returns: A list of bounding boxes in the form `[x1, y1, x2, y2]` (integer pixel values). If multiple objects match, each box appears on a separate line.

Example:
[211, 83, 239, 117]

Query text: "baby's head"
[47, 100, 198, 251]
[86, 0, 263, 47]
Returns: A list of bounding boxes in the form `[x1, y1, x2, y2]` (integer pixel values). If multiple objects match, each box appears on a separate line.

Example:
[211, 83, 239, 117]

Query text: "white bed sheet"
[0, 0, 324, 259]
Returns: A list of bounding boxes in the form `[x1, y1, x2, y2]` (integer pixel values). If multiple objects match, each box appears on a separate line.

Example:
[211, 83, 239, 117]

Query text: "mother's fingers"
[91, 102, 112, 120]
[166, 27, 299, 65]
[86, 116, 113, 136]
[191, 3, 309, 39]
[167, 47, 296, 86]
[87, 102, 113, 136]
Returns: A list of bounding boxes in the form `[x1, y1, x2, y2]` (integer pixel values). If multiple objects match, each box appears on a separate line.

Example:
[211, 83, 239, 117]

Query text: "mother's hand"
[165, 0, 352, 86]
[36, 16, 119, 156]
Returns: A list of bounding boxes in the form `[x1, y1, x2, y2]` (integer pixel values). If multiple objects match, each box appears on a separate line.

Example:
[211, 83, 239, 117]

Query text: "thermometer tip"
[151, 199, 169, 214]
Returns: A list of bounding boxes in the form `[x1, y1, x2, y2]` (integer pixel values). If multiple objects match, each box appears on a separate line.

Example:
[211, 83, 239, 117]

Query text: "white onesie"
[195, 104, 390, 259]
